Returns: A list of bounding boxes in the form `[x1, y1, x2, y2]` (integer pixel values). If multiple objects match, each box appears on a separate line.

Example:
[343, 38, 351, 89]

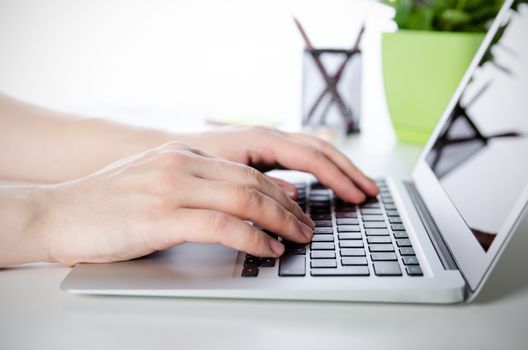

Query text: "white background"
[0, 0, 394, 134]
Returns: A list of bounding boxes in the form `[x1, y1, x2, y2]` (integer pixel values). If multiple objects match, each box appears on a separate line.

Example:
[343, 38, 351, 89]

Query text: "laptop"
[61, 0, 528, 303]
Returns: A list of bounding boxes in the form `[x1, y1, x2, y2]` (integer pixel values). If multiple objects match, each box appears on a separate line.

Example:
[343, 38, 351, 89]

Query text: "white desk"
[1, 137, 528, 350]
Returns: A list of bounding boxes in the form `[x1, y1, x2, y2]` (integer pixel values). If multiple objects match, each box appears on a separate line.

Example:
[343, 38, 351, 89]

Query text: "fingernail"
[298, 221, 313, 240]
[269, 239, 285, 256]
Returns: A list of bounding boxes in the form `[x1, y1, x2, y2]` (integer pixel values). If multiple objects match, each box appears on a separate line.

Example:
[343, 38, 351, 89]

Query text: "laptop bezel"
[410, 0, 528, 293]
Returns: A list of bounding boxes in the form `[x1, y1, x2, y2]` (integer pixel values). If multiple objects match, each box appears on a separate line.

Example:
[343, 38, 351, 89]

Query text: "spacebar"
[311, 266, 370, 276]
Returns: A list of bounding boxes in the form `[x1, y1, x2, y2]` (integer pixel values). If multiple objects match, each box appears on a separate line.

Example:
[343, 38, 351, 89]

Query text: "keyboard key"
[393, 231, 408, 238]
[406, 266, 423, 276]
[400, 247, 416, 256]
[369, 244, 395, 252]
[338, 232, 362, 240]
[360, 208, 383, 215]
[310, 182, 327, 190]
[341, 257, 368, 266]
[373, 262, 402, 276]
[244, 255, 260, 267]
[360, 202, 381, 209]
[382, 197, 394, 204]
[336, 218, 359, 225]
[339, 240, 364, 248]
[389, 217, 403, 224]
[371, 252, 398, 261]
[311, 242, 335, 250]
[386, 209, 399, 217]
[336, 212, 357, 219]
[391, 224, 406, 231]
[402, 256, 419, 265]
[311, 259, 337, 268]
[311, 250, 336, 259]
[279, 255, 306, 276]
[312, 235, 334, 242]
[241, 266, 259, 277]
[396, 239, 412, 247]
[364, 222, 387, 229]
[283, 241, 306, 255]
[310, 198, 331, 204]
[260, 258, 275, 267]
[384, 204, 397, 210]
[310, 189, 330, 196]
[311, 266, 370, 276]
[337, 225, 361, 232]
[314, 227, 333, 234]
[362, 215, 385, 222]
[310, 206, 330, 213]
[314, 220, 333, 227]
[340, 248, 366, 256]
[365, 229, 389, 236]
[312, 213, 332, 220]
[334, 203, 356, 210]
[367, 236, 392, 244]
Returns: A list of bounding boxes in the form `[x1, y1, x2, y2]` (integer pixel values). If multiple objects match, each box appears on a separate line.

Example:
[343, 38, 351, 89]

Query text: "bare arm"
[0, 93, 173, 182]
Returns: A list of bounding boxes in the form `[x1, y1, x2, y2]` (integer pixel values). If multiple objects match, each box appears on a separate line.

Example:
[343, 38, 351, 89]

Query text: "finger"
[266, 176, 298, 199]
[292, 133, 379, 196]
[181, 179, 313, 244]
[155, 208, 285, 258]
[264, 134, 368, 203]
[191, 156, 313, 228]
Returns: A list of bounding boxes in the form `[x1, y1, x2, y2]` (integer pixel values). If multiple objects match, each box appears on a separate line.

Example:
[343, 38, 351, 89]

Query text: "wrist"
[0, 185, 53, 267]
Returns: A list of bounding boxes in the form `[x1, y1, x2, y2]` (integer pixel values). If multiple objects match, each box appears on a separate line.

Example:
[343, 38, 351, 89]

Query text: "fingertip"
[340, 189, 366, 204]
[269, 239, 285, 257]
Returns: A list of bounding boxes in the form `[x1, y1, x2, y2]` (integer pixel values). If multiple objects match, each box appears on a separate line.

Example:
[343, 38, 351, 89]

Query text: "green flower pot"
[382, 30, 485, 145]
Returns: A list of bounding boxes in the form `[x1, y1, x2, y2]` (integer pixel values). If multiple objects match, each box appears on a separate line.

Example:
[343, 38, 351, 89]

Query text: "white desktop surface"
[1, 1, 528, 348]
[1, 139, 528, 350]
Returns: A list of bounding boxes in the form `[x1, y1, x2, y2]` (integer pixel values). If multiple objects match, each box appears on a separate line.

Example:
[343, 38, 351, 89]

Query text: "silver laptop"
[62, 0, 528, 303]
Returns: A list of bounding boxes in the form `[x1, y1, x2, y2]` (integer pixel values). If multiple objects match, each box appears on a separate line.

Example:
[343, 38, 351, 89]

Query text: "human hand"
[34, 142, 314, 266]
[178, 126, 379, 202]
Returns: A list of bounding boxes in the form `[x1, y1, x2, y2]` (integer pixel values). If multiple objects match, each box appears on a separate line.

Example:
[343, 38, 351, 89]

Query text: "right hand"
[35, 142, 314, 266]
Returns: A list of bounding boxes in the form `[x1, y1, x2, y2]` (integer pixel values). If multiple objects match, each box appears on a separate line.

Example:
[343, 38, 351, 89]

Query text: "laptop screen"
[425, 1, 528, 252]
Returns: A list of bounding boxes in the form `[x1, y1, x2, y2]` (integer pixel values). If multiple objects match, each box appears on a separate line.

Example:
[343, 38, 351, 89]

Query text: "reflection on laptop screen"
[426, 1, 528, 252]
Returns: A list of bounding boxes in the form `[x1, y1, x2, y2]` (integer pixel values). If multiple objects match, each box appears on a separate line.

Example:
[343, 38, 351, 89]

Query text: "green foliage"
[382, 0, 504, 32]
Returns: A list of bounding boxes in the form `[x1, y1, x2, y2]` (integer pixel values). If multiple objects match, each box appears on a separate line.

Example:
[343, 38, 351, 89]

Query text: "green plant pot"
[382, 30, 485, 145]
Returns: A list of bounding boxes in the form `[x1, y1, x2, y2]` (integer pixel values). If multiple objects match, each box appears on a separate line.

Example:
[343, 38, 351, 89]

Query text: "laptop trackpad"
[135, 243, 239, 279]
[65, 243, 240, 291]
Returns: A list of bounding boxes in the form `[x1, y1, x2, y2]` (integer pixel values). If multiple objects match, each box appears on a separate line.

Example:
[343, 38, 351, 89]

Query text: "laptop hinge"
[404, 181, 458, 270]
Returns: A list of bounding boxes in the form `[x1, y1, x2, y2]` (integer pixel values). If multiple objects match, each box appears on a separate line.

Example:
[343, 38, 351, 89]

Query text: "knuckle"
[243, 165, 261, 180]
[245, 166, 266, 187]
[249, 125, 270, 134]
[248, 231, 265, 251]
[314, 137, 331, 150]
[162, 141, 189, 149]
[155, 150, 193, 168]
[309, 146, 325, 160]
[150, 171, 175, 193]
[210, 212, 231, 233]
[284, 210, 298, 227]
[236, 184, 262, 210]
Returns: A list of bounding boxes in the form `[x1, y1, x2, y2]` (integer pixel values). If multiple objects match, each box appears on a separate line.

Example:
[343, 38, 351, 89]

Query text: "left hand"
[177, 126, 379, 203]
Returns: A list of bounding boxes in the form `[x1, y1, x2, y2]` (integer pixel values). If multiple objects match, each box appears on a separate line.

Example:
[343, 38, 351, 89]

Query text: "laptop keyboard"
[241, 180, 423, 278]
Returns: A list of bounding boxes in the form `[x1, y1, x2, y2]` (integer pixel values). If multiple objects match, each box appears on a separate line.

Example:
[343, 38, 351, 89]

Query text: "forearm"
[0, 93, 176, 182]
[0, 185, 50, 267]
